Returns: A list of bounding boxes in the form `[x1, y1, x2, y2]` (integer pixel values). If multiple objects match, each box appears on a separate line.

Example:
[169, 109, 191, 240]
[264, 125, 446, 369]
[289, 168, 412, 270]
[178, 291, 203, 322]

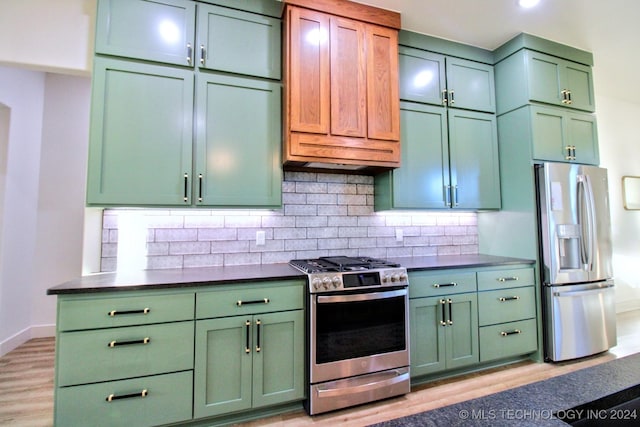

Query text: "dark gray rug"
[369, 352, 640, 426]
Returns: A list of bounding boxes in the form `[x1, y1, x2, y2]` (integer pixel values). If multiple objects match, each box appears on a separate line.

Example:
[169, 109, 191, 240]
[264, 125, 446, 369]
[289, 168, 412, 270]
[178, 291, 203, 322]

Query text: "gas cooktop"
[289, 256, 401, 274]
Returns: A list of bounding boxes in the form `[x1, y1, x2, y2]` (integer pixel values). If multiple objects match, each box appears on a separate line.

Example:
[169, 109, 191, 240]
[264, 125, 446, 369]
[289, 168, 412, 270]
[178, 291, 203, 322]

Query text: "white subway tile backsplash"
[101, 172, 479, 271]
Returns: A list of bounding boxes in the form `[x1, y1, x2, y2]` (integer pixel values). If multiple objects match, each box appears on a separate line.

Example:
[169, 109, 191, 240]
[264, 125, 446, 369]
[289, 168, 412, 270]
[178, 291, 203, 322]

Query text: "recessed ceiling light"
[519, 0, 540, 8]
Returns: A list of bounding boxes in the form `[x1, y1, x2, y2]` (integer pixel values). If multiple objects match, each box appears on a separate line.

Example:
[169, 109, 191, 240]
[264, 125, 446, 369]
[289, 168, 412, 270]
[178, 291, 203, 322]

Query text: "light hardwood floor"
[1, 310, 638, 427]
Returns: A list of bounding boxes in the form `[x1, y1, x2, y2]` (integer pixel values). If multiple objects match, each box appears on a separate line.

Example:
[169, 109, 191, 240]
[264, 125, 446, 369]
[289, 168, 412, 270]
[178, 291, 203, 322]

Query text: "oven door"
[310, 287, 409, 384]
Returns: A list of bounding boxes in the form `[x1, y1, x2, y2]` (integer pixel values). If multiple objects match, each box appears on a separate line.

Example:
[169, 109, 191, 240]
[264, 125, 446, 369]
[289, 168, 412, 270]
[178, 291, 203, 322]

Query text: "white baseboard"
[617, 298, 640, 314]
[0, 324, 55, 357]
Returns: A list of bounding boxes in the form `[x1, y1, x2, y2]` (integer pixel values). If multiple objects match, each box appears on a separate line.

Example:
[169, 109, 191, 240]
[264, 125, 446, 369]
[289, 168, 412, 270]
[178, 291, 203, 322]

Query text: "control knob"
[331, 276, 341, 288]
[399, 272, 408, 282]
[311, 277, 323, 290]
[322, 277, 332, 289]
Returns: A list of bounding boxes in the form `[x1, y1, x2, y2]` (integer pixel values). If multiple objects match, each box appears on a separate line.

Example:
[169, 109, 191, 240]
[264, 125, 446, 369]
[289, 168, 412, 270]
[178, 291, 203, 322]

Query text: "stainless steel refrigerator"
[536, 162, 616, 362]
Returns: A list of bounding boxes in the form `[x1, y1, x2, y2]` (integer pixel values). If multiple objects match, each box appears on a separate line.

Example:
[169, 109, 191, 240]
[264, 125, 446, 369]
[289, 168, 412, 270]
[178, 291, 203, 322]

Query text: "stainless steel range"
[290, 256, 410, 415]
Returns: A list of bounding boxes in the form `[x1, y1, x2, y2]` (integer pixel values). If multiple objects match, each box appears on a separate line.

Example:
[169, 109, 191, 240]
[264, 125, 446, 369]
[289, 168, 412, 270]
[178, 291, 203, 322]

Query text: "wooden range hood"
[282, 0, 402, 174]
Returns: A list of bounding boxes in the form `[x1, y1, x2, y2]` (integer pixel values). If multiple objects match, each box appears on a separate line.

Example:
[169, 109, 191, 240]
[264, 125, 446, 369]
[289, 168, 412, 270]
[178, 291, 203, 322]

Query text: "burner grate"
[289, 256, 400, 273]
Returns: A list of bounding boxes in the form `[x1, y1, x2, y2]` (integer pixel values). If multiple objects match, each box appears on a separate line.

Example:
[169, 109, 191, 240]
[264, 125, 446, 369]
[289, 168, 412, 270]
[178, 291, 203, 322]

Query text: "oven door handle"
[316, 289, 407, 304]
[315, 369, 408, 398]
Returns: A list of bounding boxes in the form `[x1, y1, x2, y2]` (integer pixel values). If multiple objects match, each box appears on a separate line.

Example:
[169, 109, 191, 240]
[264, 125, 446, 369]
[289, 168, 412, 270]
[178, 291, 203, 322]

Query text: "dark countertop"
[47, 254, 534, 295]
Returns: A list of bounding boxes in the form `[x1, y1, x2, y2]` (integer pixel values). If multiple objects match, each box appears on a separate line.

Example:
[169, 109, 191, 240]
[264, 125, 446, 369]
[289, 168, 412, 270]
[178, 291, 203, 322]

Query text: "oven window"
[315, 294, 406, 364]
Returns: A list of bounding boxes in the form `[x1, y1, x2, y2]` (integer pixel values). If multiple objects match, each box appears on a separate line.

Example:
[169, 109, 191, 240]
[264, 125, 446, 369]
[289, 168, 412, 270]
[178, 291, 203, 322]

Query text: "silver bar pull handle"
[498, 276, 519, 282]
[442, 89, 448, 105]
[444, 185, 451, 207]
[200, 44, 206, 65]
[198, 174, 203, 202]
[186, 43, 192, 65]
[449, 90, 455, 105]
[439, 299, 447, 326]
[499, 296, 520, 302]
[447, 298, 453, 325]
[501, 329, 522, 337]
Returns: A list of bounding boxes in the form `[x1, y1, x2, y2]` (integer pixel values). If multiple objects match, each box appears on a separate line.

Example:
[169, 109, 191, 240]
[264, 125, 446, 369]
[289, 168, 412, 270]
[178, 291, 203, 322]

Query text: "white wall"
[31, 73, 91, 332]
[0, 66, 45, 354]
[593, 90, 640, 312]
[0, 0, 95, 75]
[0, 68, 90, 355]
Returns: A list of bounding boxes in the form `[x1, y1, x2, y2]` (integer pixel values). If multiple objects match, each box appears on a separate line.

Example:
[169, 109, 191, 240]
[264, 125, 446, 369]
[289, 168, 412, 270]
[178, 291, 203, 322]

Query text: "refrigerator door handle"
[577, 175, 596, 271]
[552, 283, 614, 298]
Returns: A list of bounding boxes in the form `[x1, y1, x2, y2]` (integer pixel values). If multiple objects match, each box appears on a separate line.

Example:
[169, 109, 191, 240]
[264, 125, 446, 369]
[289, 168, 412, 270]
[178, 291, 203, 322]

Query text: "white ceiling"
[355, 0, 639, 104]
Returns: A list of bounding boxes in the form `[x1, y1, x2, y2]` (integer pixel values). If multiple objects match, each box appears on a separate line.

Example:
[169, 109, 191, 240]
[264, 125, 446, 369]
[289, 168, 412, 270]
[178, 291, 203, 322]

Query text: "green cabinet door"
[95, 0, 196, 66]
[194, 310, 304, 418]
[86, 57, 194, 206]
[526, 50, 595, 112]
[445, 57, 496, 113]
[195, 73, 282, 207]
[398, 47, 495, 113]
[410, 296, 446, 376]
[197, 3, 281, 79]
[194, 316, 253, 418]
[444, 293, 479, 370]
[448, 110, 501, 209]
[410, 294, 479, 377]
[398, 47, 446, 106]
[566, 111, 599, 165]
[252, 310, 305, 408]
[375, 105, 500, 210]
[530, 105, 599, 164]
[375, 102, 449, 210]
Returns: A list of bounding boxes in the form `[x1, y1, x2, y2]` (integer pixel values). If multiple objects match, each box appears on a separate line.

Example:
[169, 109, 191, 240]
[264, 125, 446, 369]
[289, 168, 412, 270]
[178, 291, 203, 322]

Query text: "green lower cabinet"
[410, 293, 479, 377]
[193, 310, 304, 419]
[57, 321, 194, 387]
[55, 370, 193, 427]
[479, 318, 538, 362]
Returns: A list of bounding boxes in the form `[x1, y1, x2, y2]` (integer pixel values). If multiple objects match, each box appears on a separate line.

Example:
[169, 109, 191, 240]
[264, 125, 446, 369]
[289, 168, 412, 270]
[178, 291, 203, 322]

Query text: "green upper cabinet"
[529, 105, 599, 164]
[195, 74, 282, 207]
[196, 3, 281, 79]
[399, 46, 496, 113]
[375, 103, 500, 210]
[375, 103, 449, 209]
[498, 104, 599, 166]
[88, 0, 283, 207]
[95, 0, 282, 79]
[87, 57, 194, 206]
[448, 110, 501, 209]
[95, 0, 196, 66]
[495, 49, 595, 115]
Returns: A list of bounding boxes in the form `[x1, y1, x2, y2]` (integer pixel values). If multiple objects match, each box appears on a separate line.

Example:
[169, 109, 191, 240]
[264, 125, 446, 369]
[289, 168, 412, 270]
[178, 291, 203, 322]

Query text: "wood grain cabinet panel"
[284, 1, 401, 169]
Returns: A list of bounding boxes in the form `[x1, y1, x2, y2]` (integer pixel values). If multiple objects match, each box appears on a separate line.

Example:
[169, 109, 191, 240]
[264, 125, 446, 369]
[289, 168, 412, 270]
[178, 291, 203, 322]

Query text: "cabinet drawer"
[57, 292, 194, 331]
[55, 370, 193, 427]
[57, 321, 194, 387]
[479, 319, 538, 362]
[196, 281, 304, 319]
[478, 286, 536, 326]
[477, 267, 534, 291]
[409, 271, 476, 298]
